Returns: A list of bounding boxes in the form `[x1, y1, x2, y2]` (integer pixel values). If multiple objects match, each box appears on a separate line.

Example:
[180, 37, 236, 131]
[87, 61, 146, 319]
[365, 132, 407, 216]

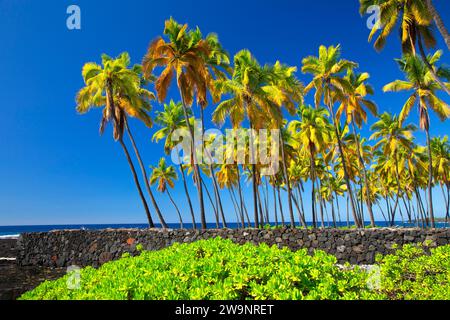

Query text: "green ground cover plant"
[20, 238, 450, 300]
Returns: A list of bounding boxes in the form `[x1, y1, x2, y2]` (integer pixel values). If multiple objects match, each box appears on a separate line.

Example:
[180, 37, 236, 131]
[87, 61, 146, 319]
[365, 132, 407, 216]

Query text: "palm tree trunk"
[125, 119, 168, 228]
[166, 189, 183, 229]
[346, 195, 350, 228]
[350, 121, 376, 227]
[332, 123, 362, 228]
[179, 162, 197, 229]
[331, 198, 337, 228]
[177, 82, 206, 229]
[209, 164, 227, 228]
[425, 0, 450, 50]
[280, 135, 295, 227]
[318, 187, 325, 229]
[417, 33, 450, 96]
[297, 184, 306, 223]
[291, 192, 307, 228]
[277, 186, 286, 226]
[250, 147, 260, 227]
[425, 125, 435, 228]
[257, 187, 265, 226]
[272, 185, 279, 227]
[335, 192, 342, 225]
[201, 178, 219, 228]
[236, 165, 247, 226]
[118, 138, 154, 228]
[228, 188, 241, 228]
[105, 81, 154, 228]
[230, 186, 245, 227]
[446, 184, 450, 221]
[310, 152, 317, 229]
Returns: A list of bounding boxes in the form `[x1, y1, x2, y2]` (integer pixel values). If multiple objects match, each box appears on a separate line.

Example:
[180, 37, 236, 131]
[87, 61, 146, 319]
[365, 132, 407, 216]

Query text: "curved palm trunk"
[276, 186, 286, 226]
[118, 138, 154, 228]
[350, 120, 375, 227]
[236, 166, 247, 226]
[425, 125, 435, 228]
[105, 81, 154, 228]
[166, 189, 183, 229]
[445, 183, 450, 220]
[252, 166, 260, 227]
[262, 179, 270, 224]
[272, 185, 279, 227]
[346, 195, 350, 228]
[230, 186, 245, 227]
[332, 124, 362, 228]
[318, 182, 325, 229]
[291, 192, 307, 228]
[125, 120, 168, 228]
[179, 163, 197, 229]
[177, 83, 206, 229]
[201, 178, 219, 228]
[425, 0, 450, 50]
[257, 187, 265, 226]
[335, 192, 342, 225]
[249, 126, 260, 228]
[208, 164, 227, 228]
[310, 151, 317, 229]
[417, 33, 450, 96]
[280, 135, 295, 227]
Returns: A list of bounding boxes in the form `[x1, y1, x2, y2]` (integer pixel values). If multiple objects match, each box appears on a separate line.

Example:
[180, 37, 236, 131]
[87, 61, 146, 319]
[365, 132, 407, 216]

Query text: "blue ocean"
[0, 221, 448, 238]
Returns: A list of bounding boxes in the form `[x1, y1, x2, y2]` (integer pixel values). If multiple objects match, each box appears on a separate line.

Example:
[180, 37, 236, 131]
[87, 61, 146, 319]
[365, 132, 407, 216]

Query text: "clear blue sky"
[0, 0, 449, 226]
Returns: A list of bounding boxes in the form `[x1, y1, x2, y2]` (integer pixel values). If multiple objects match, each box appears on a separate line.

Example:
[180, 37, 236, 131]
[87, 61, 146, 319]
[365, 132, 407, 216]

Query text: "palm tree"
[150, 158, 183, 228]
[153, 100, 197, 228]
[359, 0, 450, 95]
[383, 52, 450, 227]
[336, 69, 378, 226]
[302, 45, 364, 228]
[143, 18, 228, 229]
[76, 53, 155, 227]
[288, 105, 332, 228]
[430, 136, 450, 220]
[213, 50, 278, 228]
[424, 0, 450, 50]
[264, 62, 304, 227]
[114, 64, 168, 228]
[370, 112, 417, 224]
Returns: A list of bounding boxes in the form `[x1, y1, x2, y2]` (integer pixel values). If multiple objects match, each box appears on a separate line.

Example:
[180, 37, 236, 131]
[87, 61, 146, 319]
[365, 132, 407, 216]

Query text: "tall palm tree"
[213, 50, 278, 228]
[359, 0, 450, 95]
[430, 136, 450, 220]
[336, 69, 378, 226]
[288, 105, 332, 228]
[264, 62, 303, 227]
[76, 53, 156, 227]
[114, 64, 168, 228]
[149, 158, 183, 228]
[383, 52, 450, 227]
[301, 45, 364, 228]
[424, 0, 450, 50]
[370, 112, 418, 224]
[143, 18, 229, 229]
[153, 100, 197, 228]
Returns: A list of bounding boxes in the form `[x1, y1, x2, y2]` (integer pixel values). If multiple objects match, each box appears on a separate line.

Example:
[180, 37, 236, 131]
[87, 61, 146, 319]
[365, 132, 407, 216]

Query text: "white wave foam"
[0, 234, 20, 239]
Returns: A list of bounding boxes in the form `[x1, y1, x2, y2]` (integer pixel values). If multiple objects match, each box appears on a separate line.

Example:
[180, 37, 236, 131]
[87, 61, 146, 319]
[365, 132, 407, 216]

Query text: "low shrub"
[19, 238, 450, 300]
[19, 238, 377, 300]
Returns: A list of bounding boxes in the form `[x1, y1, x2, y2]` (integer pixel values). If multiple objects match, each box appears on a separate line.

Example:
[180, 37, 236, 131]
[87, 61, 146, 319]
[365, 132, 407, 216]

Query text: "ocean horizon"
[1, 221, 448, 238]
